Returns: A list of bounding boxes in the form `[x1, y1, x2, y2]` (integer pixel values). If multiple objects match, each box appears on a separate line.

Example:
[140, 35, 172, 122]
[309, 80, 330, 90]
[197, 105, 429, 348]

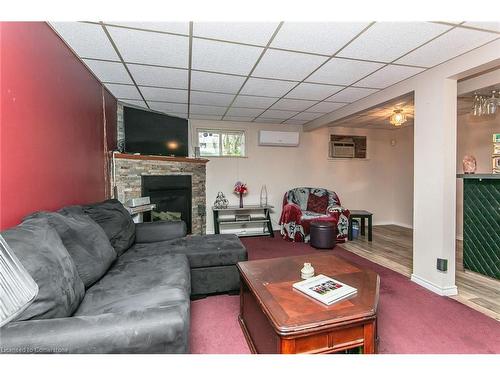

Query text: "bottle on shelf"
[260, 185, 268, 207]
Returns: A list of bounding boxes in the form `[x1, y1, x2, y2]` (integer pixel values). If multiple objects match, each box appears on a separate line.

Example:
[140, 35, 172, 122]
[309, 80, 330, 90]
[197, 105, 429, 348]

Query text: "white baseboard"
[373, 221, 413, 229]
[410, 274, 458, 296]
[390, 222, 413, 229]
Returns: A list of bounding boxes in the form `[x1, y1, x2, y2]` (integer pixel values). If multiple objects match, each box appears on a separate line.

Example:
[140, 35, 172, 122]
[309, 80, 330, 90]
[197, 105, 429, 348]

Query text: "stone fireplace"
[112, 154, 208, 235]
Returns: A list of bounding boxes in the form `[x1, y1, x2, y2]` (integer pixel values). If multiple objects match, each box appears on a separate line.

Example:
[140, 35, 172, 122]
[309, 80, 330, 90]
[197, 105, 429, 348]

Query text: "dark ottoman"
[310, 221, 336, 249]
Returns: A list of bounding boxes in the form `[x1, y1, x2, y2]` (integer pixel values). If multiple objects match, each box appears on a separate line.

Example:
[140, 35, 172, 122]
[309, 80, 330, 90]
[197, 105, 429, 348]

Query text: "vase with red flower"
[234, 181, 248, 208]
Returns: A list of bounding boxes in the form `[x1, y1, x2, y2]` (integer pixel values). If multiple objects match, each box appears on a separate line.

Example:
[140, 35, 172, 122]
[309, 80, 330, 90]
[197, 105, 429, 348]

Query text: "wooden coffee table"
[237, 253, 380, 354]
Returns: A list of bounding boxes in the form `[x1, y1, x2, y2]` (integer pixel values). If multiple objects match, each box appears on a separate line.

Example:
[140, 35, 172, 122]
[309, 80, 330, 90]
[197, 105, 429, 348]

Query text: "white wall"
[191, 120, 304, 232]
[456, 112, 500, 239]
[390, 125, 414, 228]
[190, 119, 414, 234]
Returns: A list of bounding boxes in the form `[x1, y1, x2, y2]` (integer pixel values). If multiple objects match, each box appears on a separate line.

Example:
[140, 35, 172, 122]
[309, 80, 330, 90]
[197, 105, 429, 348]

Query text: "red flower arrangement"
[234, 181, 248, 208]
[233, 181, 248, 195]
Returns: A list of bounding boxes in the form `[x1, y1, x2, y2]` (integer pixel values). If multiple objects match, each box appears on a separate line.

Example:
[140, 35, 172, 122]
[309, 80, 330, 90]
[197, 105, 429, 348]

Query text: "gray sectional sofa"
[0, 199, 247, 354]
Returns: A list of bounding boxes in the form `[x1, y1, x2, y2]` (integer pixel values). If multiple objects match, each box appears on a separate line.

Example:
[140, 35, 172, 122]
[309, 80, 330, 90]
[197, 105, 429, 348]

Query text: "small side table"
[348, 210, 373, 242]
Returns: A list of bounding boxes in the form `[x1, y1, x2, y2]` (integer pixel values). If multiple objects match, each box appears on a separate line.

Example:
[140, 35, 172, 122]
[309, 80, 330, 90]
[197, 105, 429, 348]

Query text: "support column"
[411, 78, 458, 296]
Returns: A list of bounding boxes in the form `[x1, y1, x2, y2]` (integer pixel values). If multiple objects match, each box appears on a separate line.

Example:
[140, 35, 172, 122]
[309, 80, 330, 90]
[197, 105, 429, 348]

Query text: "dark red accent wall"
[0, 22, 117, 230]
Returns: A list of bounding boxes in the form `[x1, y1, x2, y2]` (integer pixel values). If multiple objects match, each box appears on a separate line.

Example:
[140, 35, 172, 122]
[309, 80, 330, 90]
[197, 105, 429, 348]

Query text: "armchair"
[279, 187, 350, 243]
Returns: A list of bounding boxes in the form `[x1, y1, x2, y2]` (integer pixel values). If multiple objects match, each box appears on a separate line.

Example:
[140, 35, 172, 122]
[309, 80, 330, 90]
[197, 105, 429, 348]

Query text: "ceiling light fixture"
[389, 109, 407, 127]
[472, 90, 498, 116]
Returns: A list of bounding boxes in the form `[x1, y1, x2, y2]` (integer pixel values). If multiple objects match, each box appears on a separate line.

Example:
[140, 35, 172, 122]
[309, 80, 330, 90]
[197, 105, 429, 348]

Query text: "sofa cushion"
[1, 218, 85, 321]
[123, 234, 247, 269]
[74, 253, 190, 316]
[82, 199, 135, 256]
[25, 211, 117, 288]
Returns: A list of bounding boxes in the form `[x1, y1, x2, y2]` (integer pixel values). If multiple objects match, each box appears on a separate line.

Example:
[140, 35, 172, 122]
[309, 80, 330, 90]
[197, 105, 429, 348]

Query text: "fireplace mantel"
[114, 153, 209, 164]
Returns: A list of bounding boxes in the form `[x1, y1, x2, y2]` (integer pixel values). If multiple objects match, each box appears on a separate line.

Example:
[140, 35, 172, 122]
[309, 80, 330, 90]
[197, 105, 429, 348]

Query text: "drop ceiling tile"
[271, 22, 370, 55]
[192, 38, 264, 75]
[253, 118, 283, 124]
[327, 87, 379, 103]
[149, 102, 188, 114]
[396, 27, 499, 67]
[291, 112, 324, 121]
[283, 119, 308, 125]
[119, 99, 148, 109]
[190, 104, 227, 116]
[140, 87, 188, 102]
[50, 22, 119, 60]
[306, 58, 384, 86]
[193, 22, 279, 45]
[83, 59, 132, 84]
[355, 65, 425, 89]
[190, 91, 235, 106]
[252, 49, 328, 81]
[337, 22, 451, 62]
[127, 64, 188, 89]
[240, 78, 297, 97]
[285, 82, 344, 100]
[226, 107, 264, 117]
[107, 26, 189, 68]
[260, 109, 299, 120]
[191, 71, 246, 94]
[307, 101, 347, 113]
[232, 95, 279, 109]
[270, 98, 317, 111]
[463, 22, 500, 33]
[105, 22, 189, 35]
[189, 114, 222, 120]
[104, 84, 142, 100]
[223, 116, 256, 122]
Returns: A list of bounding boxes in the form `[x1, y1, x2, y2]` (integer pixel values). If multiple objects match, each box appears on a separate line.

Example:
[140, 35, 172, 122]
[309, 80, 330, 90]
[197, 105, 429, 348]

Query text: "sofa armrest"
[135, 220, 187, 243]
[0, 305, 189, 354]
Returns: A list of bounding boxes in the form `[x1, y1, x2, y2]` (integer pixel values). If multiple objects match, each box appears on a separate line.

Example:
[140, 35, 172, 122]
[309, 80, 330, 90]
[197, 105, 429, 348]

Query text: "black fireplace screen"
[142, 175, 192, 234]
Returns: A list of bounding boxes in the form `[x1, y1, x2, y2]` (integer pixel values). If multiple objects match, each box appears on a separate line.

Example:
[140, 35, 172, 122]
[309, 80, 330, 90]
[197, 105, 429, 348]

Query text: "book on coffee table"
[293, 274, 357, 306]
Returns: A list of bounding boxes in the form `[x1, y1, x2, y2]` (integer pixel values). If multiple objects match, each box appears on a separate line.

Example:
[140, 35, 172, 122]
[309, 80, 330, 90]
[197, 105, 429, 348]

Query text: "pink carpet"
[190, 234, 500, 354]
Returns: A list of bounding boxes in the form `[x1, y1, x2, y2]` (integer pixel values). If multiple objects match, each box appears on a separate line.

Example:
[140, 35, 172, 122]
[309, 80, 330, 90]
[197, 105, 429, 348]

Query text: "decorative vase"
[462, 155, 477, 174]
[239, 192, 243, 208]
[260, 184, 268, 207]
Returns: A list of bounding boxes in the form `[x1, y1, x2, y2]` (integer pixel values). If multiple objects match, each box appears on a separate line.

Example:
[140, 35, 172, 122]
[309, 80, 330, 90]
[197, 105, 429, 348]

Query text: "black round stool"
[310, 221, 336, 249]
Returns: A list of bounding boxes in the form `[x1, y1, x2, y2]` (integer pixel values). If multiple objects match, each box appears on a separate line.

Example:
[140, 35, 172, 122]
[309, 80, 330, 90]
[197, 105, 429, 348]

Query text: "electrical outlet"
[437, 258, 448, 272]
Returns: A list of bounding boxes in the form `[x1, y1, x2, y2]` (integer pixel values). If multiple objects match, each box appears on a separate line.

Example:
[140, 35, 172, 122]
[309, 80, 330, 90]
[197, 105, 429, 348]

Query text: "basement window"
[197, 129, 246, 157]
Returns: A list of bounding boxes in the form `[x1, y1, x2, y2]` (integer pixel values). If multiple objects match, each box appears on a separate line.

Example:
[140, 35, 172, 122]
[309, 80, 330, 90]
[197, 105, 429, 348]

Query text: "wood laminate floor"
[342, 225, 500, 321]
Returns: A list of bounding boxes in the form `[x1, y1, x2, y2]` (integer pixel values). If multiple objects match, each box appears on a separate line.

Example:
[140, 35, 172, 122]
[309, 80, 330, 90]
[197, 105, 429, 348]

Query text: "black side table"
[348, 210, 373, 241]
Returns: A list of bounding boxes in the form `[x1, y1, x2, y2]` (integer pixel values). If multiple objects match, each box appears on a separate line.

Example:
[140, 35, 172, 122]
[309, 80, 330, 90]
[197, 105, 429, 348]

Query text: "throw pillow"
[307, 194, 329, 214]
[26, 211, 117, 288]
[1, 217, 85, 320]
[82, 199, 136, 256]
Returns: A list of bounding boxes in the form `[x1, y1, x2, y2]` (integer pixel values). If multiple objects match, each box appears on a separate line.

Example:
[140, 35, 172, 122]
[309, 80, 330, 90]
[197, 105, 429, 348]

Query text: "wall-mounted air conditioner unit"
[258, 130, 300, 147]
[329, 141, 355, 158]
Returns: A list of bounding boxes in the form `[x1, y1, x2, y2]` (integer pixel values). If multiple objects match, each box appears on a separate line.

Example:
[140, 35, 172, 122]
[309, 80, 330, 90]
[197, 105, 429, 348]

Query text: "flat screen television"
[124, 106, 188, 157]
